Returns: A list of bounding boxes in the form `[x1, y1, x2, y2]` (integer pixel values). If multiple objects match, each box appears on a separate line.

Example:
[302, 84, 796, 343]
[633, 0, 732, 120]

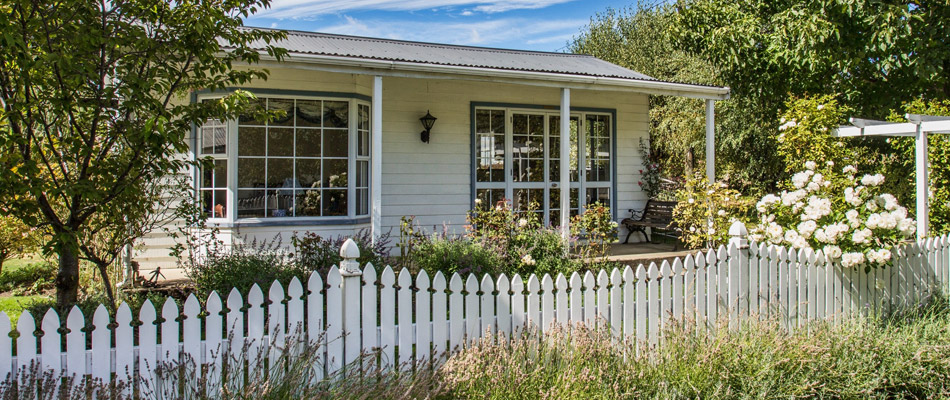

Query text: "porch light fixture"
[419, 110, 437, 143]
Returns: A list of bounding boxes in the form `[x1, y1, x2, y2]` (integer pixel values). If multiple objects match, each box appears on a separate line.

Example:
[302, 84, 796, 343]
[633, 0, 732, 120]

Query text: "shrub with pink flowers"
[752, 161, 916, 270]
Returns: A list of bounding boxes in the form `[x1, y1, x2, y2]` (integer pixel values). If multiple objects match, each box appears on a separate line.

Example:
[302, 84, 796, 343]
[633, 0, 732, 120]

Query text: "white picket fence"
[1, 224, 949, 396]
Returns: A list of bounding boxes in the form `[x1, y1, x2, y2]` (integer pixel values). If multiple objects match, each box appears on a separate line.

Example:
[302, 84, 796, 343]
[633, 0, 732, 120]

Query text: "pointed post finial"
[339, 238, 362, 276]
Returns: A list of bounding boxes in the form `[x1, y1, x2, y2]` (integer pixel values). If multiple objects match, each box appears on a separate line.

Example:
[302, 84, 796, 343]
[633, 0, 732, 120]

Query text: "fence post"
[339, 238, 363, 369]
[728, 221, 750, 326]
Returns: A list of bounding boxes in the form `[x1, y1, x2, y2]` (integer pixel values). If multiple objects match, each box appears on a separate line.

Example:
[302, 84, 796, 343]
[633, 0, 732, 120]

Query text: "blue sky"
[245, 0, 636, 52]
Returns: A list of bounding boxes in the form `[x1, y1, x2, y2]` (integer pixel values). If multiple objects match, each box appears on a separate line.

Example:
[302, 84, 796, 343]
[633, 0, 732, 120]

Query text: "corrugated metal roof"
[242, 28, 657, 81]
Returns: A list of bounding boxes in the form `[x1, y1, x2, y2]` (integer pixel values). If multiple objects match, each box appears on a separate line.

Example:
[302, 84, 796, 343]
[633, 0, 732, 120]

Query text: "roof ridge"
[247, 26, 593, 58]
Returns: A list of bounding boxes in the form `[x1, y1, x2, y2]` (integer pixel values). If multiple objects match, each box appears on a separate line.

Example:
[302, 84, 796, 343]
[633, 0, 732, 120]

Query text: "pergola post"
[705, 99, 716, 183]
[560, 88, 571, 240]
[915, 123, 929, 238]
[371, 76, 383, 244]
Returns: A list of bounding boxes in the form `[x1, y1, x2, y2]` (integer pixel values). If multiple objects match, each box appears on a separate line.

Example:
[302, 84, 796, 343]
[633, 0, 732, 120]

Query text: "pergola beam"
[832, 114, 950, 239]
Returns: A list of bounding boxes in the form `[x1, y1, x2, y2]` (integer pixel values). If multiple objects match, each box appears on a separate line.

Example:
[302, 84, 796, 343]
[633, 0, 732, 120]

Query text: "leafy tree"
[0, 214, 40, 274]
[0, 0, 287, 307]
[570, 4, 784, 194]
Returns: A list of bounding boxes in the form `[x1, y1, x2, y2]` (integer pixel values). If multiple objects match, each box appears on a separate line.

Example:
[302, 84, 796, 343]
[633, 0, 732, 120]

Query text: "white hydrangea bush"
[752, 161, 916, 270]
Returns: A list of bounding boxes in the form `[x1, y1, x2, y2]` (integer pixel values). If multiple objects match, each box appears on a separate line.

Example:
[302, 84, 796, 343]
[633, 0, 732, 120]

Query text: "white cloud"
[257, 0, 575, 19]
[315, 15, 585, 48]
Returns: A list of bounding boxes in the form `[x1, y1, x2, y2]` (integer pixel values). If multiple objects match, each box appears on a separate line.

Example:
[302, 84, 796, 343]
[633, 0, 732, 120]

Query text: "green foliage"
[776, 95, 855, 173]
[636, 137, 663, 199]
[0, 215, 40, 273]
[0, 261, 54, 295]
[186, 240, 304, 299]
[569, 202, 617, 261]
[441, 302, 950, 399]
[409, 237, 503, 277]
[672, 176, 752, 249]
[292, 229, 392, 274]
[885, 99, 950, 235]
[0, 0, 287, 307]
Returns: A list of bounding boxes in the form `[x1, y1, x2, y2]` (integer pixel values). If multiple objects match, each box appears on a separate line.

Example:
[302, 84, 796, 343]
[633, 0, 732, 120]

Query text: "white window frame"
[195, 93, 371, 223]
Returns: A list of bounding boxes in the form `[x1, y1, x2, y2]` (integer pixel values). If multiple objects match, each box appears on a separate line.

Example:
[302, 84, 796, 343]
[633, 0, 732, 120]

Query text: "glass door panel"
[548, 116, 579, 183]
[548, 188, 579, 227]
[511, 114, 545, 182]
[475, 109, 506, 183]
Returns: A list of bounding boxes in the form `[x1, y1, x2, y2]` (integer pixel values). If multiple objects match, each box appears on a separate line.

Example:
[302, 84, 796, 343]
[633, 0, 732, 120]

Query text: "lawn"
[0, 257, 54, 325]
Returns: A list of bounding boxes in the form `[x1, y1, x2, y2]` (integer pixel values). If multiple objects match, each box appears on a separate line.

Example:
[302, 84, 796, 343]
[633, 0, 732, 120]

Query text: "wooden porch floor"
[606, 240, 696, 268]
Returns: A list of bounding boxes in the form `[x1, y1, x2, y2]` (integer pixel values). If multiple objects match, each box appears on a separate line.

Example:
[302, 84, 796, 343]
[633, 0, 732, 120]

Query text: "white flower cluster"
[779, 118, 798, 131]
[754, 162, 916, 270]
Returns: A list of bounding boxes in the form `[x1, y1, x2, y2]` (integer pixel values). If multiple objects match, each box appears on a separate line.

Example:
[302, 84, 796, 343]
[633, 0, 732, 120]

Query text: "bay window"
[196, 93, 371, 222]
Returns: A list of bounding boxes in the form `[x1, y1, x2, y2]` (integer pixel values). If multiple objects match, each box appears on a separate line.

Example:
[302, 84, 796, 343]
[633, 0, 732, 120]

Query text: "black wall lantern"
[420, 110, 437, 143]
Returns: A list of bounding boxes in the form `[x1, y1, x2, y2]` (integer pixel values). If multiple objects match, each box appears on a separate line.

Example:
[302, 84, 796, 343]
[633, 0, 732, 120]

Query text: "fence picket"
[694, 254, 706, 326]
[448, 274, 464, 348]
[481, 274, 496, 336]
[116, 304, 134, 393]
[204, 292, 223, 396]
[361, 264, 378, 368]
[807, 251, 818, 321]
[432, 272, 448, 356]
[510, 274, 525, 335]
[569, 272, 582, 324]
[398, 269, 413, 364]
[660, 261, 672, 330]
[555, 273, 568, 326]
[0, 313, 8, 382]
[465, 275, 481, 343]
[622, 266, 634, 340]
[16, 312, 35, 374]
[139, 301, 157, 392]
[684, 256, 696, 318]
[635, 265, 647, 343]
[306, 272, 324, 380]
[526, 275, 540, 331]
[182, 295, 201, 389]
[672, 259, 684, 320]
[496, 274, 511, 336]
[287, 279, 304, 340]
[749, 244, 760, 317]
[583, 271, 596, 326]
[268, 281, 286, 369]
[596, 270, 609, 326]
[610, 269, 622, 338]
[65, 306, 84, 378]
[380, 267, 396, 368]
[541, 275, 553, 333]
[647, 263, 660, 343]
[417, 271, 432, 363]
[717, 246, 729, 322]
[705, 250, 717, 328]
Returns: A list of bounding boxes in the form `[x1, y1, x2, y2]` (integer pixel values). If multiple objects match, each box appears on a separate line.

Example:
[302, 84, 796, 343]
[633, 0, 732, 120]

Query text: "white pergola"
[833, 114, 950, 238]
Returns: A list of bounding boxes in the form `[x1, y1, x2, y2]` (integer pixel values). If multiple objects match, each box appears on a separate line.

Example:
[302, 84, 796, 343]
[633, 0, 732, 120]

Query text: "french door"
[474, 107, 612, 227]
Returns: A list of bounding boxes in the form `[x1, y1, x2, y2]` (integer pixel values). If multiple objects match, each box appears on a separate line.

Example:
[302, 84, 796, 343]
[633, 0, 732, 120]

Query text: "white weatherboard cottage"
[134, 29, 730, 276]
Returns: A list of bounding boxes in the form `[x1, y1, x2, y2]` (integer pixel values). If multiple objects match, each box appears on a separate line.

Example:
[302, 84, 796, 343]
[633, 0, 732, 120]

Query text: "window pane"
[359, 104, 369, 131]
[490, 110, 505, 134]
[201, 191, 213, 217]
[296, 159, 321, 189]
[296, 190, 321, 216]
[357, 188, 368, 215]
[239, 127, 266, 157]
[476, 110, 490, 133]
[200, 120, 226, 155]
[267, 158, 294, 188]
[323, 189, 347, 216]
[358, 130, 369, 157]
[213, 160, 227, 188]
[324, 129, 348, 157]
[238, 158, 265, 188]
[201, 163, 213, 188]
[297, 100, 322, 127]
[268, 99, 295, 127]
[323, 101, 348, 128]
[239, 98, 265, 125]
[296, 128, 321, 157]
[267, 190, 294, 217]
[356, 161, 368, 187]
[268, 128, 294, 157]
[586, 188, 609, 206]
[238, 189, 266, 218]
[213, 189, 227, 218]
[323, 159, 347, 188]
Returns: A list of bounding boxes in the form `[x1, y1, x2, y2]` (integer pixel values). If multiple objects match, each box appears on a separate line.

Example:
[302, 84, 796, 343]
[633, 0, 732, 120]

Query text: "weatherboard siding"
[133, 67, 650, 271]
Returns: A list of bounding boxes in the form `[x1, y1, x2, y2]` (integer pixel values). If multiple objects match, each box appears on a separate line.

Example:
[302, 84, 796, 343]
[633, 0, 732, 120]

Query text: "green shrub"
[569, 202, 618, 261]
[672, 176, 752, 249]
[292, 228, 392, 274]
[410, 237, 503, 277]
[0, 261, 55, 295]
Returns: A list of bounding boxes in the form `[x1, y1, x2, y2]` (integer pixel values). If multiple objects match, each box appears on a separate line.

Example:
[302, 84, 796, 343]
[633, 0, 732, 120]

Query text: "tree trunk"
[56, 245, 80, 309]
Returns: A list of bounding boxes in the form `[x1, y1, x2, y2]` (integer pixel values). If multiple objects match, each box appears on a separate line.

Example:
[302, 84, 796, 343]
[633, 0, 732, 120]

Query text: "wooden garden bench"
[620, 200, 679, 248]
